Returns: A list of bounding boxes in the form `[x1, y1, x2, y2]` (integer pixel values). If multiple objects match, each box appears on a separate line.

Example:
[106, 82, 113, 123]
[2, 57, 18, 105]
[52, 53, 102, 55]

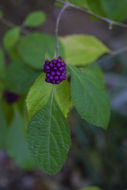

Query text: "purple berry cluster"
[43, 56, 66, 84]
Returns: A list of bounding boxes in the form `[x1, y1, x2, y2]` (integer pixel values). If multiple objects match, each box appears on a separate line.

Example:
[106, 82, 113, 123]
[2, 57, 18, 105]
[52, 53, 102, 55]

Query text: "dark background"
[0, 0, 127, 190]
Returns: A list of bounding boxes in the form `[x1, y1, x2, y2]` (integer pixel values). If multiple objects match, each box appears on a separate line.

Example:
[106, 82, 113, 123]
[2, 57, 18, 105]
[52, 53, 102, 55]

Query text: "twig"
[55, 0, 69, 57]
[97, 46, 127, 65]
[56, 0, 127, 29]
[111, 46, 127, 56]
[0, 17, 15, 28]
[0, 17, 29, 35]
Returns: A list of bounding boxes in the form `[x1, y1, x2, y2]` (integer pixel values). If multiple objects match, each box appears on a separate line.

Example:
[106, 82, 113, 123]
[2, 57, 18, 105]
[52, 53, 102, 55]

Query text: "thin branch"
[0, 17, 29, 35]
[55, 0, 69, 57]
[56, 0, 127, 29]
[0, 17, 15, 28]
[97, 46, 127, 65]
[111, 46, 127, 56]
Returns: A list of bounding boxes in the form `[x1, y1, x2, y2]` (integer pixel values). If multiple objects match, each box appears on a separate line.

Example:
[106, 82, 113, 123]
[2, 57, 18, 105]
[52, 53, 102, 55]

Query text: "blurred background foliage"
[0, 0, 127, 190]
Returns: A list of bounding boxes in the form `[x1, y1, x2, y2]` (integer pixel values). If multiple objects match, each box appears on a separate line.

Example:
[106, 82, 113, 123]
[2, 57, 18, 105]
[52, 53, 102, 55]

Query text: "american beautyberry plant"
[1, 0, 127, 175]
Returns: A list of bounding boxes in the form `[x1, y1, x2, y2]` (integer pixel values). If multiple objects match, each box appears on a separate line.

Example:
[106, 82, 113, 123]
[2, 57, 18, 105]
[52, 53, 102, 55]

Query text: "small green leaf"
[70, 65, 110, 129]
[80, 186, 102, 190]
[5, 111, 35, 170]
[18, 32, 64, 69]
[28, 89, 71, 174]
[0, 48, 5, 73]
[26, 74, 52, 120]
[54, 80, 73, 117]
[3, 27, 20, 50]
[5, 60, 41, 95]
[23, 11, 46, 27]
[60, 35, 109, 66]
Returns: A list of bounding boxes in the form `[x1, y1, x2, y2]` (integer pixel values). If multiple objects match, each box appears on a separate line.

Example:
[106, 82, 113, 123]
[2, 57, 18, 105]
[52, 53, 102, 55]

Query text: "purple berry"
[56, 80, 60, 84]
[62, 71, 66, 76]
[67, 76, 71, 82]
[52, 80, 56, 84]
[51, 71, 56, 76]
[49, 63, 54, 67]
[57, 58, 61, 62]
[45, 78, 50, 83]
[45, 65, 50, 71]
[61, 62, 65, 66]
[57, 63, 61, 67]
[3, 91, 19, 104]
[49, 76, 53, 80]
[59, 75, 64, 80]
[53, 60, 57, 64]
[53, 66, 57, 71]
[54, 76, 59, 80]
[46, 73, 50, 78]
[45, 60, 49, 65]
[59, 67, 64, 71]
[56, 71, 61, 76]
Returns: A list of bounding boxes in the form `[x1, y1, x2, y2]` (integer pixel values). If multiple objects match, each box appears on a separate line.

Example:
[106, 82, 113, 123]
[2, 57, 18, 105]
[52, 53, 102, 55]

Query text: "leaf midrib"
[47, 86, 54, 167]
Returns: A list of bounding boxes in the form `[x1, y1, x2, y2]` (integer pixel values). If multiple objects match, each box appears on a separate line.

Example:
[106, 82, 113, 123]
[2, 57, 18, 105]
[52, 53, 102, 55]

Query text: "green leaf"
[28, 89, 71, 174]
[0, 103, 7, 149]
[0, 48, 5, 73]
[60, 35, 109, 66]
[0, 72, 6, 92]
[0, 81, 4, 92]
[18, 32, 64, 69]
[5, 111, 35, 170]
[1, 99, 14, 125]
[54, 80, 73, 117]
[16, 95, 25, 115]
[87, 0, 127, 22]
[5, 60, 41, 95]
[86, 0, 106, 16]
[80, 187, 102, 190]
[26, 74, 52, 120]
[0, 49, 5, 91]
[8, 45, 21, 62]
[69, 0, 89, 9]
[3, 27, 20, 50]
[101, 0, 127, 22]
[70, 65, 110, 129]
[81, 64, 105, 85]
[55, 2, 63, 7]
[23, 11, 46, 27]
